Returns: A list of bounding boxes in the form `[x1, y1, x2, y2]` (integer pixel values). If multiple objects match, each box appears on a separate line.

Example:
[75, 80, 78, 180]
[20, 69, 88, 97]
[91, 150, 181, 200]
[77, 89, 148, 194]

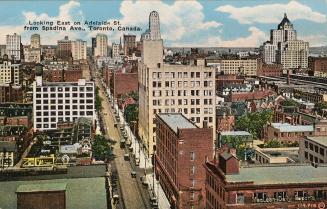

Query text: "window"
[254, 192, 267, 202]
[320, 148, 325, 156]
[274, 191, 287, 202]
[190, 152, 195, 161]
[295, 191, 308, 201]
[305, 141, 308, 148]
[236, 193, 244, 204]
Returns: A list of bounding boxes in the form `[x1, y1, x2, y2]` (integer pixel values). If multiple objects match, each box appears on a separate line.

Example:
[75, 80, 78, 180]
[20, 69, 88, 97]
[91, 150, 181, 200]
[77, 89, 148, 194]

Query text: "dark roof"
[220, 152, 233, 160]
[278, 13, 292, 28]
[0, 141, 16, 152]
[16, 183, 67, 193]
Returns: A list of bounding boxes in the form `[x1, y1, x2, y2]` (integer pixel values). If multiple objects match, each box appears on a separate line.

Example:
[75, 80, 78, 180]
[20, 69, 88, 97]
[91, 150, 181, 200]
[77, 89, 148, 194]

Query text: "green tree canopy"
[124, 104, 138, 124]
[92, 134, 113, 161]
[235, 110, 273, 139]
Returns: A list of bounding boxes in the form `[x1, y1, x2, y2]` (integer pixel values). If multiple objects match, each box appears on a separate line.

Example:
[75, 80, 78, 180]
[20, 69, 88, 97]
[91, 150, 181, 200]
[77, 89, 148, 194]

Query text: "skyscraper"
[141, 11, 161, 41]
[123, 34, 136, 56]
[71, 39, 87, 60]
[6, 33, 21, 60]
[57, 36, 72, 59]
[262, 13, 309, 69]
[30, 34, 41, 49]
[94, 34, 108, 57]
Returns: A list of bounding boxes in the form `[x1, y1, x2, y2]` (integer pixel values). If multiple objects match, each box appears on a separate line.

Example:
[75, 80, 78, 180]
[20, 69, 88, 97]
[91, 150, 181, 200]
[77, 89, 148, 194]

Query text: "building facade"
[94, 34, 108, 57]
[123, 34, 136, 56]
[33, 66, 95, 131]
[219, 59, 259, 76]
[112, 43, 121, 59]
[57, 36, 72, 59]
[71, 39, 87, 60]
[309, 57, 327, 77]
[30, 34, 41, 49]
[155, 113, 213, 209]
[205, 147, 327, 209]
[0, 55, 21, 85]
[6, 33, 21, 61]
[138, 40, 216, 156]
[300, 136, 327, 163]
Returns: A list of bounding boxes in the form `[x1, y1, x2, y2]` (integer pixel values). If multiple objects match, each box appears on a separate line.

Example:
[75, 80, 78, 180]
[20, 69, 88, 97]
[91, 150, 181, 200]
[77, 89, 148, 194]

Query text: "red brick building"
[204, 147, 327, 209]
[112, 72, 138, 98]
[227, 90, 276, 102]
[45, 69, 83, 82]
[309, 57, 327, 76]
[0, 84, 23, 103]
[155, 113, 213, 209]
[257, 63, 283, 77]
[216, 75, 244, 93]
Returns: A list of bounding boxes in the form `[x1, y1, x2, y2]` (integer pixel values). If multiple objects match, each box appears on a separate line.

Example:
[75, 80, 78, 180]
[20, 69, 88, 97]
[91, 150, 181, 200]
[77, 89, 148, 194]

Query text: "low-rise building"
[293, 88, 327, 103]
[257, 63, 283, 77]
[309, 56, 327, 77]
[264, 122, 314, 143]
[155, 113, 213, 209]
[254, 147, 299, 164]
[205, 147, 327, 209]
[300, 136, 327, 163]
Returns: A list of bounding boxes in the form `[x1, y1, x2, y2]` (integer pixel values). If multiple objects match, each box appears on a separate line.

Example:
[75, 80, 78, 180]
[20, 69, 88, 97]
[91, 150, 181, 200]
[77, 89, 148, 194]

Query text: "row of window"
[35, 93, 94, 98]
[305, 140, 325, 156]
[153, 90, 214, 97]
[35, 105, 93, 111]
[152, 71, 213, 79]
[35, 86, 93, 92]
[153, 99, 213, 106]
[35, 99, 93, 105]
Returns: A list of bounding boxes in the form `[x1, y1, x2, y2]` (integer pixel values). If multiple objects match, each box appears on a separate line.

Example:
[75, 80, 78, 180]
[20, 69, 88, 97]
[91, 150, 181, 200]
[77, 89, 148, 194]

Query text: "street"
[95, 77, 150, 209]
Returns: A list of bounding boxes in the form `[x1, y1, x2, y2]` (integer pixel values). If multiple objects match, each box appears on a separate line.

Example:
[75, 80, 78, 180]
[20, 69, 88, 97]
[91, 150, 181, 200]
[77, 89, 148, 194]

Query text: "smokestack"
[287, 70, 291, 85]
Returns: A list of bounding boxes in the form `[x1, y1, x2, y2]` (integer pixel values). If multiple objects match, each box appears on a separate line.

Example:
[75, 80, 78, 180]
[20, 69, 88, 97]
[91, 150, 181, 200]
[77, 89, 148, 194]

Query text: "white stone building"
[6, 33, 21, 61]
[71, 39, 87, 60]
[94, 34, 108, 57]
[0, 55, 21, 85]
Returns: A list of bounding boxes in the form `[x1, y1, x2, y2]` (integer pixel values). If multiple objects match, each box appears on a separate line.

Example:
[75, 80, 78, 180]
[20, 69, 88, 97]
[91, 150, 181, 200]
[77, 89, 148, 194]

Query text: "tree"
[92, 135, 114, 161]
[280, 99, 299, 107]
[222, 135, 251, 160]
[95, 87, 103, 112]
[315, 102, 327, 115]
[235, 110, 273, 138]
[124, 104, 138, 123]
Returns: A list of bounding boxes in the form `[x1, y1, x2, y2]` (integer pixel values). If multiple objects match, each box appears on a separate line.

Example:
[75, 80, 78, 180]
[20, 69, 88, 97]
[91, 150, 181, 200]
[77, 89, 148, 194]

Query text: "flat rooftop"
[0, 177, 106, 209]
[221, 131, 252, 136]
[226, 164, 327, 185]
[0, 165, 107, 209]
[158, 113, 196, 133]
[257, 147, 300, 163]
[306, 136, 327, 147]
[16, 183, 67, 193]
[271, 123, 314, 132]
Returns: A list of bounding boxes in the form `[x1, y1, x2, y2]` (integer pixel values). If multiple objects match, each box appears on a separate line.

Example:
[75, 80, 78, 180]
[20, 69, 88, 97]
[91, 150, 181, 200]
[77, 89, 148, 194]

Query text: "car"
[124, 154, 130, 161]
[131, 171, 136, 178]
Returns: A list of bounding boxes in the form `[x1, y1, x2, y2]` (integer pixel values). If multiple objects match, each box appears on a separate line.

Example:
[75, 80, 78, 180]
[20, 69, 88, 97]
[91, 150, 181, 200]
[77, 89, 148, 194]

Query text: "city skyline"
[1, 0, 327, 47]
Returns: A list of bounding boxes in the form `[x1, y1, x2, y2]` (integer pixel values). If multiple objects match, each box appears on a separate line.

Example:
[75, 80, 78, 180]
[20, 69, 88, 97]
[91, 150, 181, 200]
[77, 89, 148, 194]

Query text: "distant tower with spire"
[141, 11, 161, 41]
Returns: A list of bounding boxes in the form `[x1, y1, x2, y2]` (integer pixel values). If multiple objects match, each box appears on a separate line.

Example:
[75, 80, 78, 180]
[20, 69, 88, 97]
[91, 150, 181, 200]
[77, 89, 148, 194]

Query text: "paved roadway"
[95, 78, 149, 209]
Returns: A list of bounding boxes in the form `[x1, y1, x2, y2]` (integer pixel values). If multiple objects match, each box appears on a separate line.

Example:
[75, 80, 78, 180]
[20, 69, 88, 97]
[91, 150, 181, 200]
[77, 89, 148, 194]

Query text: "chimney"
[287, 70, 291, 85]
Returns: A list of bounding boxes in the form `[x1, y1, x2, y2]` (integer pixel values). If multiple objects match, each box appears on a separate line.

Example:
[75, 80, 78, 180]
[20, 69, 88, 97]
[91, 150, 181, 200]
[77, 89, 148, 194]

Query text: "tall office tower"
[262, 13, 308, 69]
[33, 65, 95, 131]
[30, 34, 41, 49]
[123, 34, 136, 56]
[71, 39, 87, 60]
[94, 34, 108, 57]
[91, 37, 96, 56]
[6, 33, 21, 60]
[138, 13, 215, 156]
[141, 11, 161, 41]
[57, 36, 72, 59]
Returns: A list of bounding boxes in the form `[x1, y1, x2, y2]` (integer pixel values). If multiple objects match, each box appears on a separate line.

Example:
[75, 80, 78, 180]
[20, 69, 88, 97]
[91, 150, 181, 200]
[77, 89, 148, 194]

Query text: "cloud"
[298, 34, 327, 47]
[111, 1, 221, 42]
[172, 26, 268, 47]
[0, 1, 86, 45]
[216, 1, 326, 24]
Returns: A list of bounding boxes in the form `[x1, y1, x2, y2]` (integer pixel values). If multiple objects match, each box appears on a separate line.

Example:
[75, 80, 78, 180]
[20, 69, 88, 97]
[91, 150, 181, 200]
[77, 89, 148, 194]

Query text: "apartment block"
[33, 66, 95, 131]
[138, 40, 216, 156]
[155, 113, 213, 209]
[94, 34, 108, 57]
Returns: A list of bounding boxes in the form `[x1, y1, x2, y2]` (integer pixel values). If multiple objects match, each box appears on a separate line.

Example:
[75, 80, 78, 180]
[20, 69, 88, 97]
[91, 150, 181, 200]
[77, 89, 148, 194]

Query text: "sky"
[0, 0, 327, 47]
